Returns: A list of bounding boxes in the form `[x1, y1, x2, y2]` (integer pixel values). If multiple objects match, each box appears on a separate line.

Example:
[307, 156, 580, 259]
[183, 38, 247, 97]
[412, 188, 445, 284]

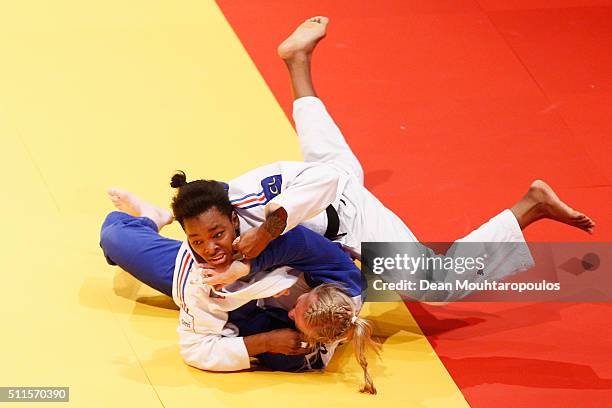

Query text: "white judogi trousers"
[292, 96, 534, 300]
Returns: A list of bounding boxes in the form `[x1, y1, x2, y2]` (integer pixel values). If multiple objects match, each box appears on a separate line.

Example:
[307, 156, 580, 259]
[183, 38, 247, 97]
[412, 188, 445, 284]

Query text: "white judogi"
[228, 161, 345, 238]
[172, 96, 534, 371]
[229, 97, 532, 266]
[173, 240, 361, 371]
[172, 243, 300, 371]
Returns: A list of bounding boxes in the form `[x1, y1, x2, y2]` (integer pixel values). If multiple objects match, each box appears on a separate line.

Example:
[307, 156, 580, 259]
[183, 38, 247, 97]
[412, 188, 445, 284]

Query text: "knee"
[353, 163, 364, 185]
[100, 212, 127, 245]
[101, 211, 131, 230]
[100, 212, 132, 263]
[342, 155, 364, 185]
[99, 226, 121, 265]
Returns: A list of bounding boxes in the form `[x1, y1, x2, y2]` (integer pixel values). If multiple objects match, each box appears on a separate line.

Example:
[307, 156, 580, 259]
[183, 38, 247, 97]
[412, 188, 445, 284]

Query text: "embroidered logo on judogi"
[261, 175, 283, 201]
[181, 313, 195, 331]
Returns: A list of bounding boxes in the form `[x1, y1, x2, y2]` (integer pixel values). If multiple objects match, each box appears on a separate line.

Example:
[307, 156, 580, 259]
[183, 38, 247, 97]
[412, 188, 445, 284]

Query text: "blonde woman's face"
[288, 291, 317, 337]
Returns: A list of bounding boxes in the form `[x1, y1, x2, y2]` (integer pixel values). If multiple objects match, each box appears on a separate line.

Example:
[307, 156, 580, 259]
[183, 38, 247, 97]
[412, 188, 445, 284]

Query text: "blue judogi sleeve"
[249, 226, 363, 297]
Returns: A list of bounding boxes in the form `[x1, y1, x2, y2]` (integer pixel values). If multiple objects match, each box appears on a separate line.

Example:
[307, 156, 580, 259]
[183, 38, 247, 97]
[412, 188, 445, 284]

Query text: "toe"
[309, 16, 327, 24]
[581, 217, 595, 226]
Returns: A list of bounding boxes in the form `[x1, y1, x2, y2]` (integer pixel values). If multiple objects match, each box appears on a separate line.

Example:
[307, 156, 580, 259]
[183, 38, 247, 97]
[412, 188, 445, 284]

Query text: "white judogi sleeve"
[228, 161, 348, 235]
[177, 307, 250, 372]
[172, 243, 298, 372]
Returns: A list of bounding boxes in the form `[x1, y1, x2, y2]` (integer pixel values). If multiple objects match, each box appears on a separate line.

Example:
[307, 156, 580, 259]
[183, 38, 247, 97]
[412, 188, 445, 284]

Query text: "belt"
[324, 204, 347, 241]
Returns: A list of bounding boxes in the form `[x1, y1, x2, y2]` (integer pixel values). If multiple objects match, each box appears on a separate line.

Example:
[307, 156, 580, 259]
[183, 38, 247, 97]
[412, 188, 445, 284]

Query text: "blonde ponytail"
[351, 316, 380, 394]
[303, 284, 381, 394]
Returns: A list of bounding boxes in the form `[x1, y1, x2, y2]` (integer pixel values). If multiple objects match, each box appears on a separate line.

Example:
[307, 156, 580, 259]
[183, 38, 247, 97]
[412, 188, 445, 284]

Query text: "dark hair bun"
[170, 171, 188, 188]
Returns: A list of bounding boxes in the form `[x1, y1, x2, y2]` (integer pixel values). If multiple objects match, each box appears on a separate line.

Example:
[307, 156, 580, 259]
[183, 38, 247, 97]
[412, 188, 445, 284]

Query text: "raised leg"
[278, 16, 328, 99]
[279, 17, 364, 184]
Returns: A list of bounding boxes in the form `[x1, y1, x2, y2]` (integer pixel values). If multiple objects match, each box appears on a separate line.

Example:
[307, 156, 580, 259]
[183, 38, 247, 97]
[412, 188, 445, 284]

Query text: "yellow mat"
[0, 1, 467, 406]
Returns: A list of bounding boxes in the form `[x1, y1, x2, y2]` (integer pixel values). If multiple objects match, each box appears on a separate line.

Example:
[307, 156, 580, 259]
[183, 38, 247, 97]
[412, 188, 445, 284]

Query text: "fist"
[233, 226, 273, 259]
[265, 328, 309, 355]
[191, 260, 251, 289]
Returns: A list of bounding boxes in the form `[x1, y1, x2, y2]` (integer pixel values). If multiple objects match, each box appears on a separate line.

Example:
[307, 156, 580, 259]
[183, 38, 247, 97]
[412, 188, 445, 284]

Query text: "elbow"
[327, 170, 342, 191]
[180, 347, 228, 372]
[353, 164, 364, 186]
[179, 346, 208, 370]
[179, 340, 249, 372]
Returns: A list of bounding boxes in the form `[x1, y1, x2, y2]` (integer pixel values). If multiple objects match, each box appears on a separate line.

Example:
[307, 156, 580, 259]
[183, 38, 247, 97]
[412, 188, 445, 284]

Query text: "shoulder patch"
[261, 174, 282, 201]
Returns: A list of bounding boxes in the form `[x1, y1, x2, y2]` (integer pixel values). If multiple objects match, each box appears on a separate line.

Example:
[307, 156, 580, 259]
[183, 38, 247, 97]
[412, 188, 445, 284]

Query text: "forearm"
[261, 207, 288, 239]
[243, 328, 305, 356]
[264, 164, 340, 234]
[233, 208, 288, 260]
[251, 226, 363, 297]
[179, 331, 251, 371]
[251, 207, 288, 251]
[243, 332, 270, 356]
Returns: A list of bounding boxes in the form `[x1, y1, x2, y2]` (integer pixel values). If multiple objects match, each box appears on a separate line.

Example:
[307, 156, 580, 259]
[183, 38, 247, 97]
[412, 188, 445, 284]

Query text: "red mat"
[217, 1, 612, 406]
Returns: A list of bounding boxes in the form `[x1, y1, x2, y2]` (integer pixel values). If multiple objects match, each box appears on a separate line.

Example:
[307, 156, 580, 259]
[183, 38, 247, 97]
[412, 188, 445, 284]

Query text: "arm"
[243, 329, 305, 356]
[250, 226, 363, 297]
[177, 305, 251, 371]
[207, 228, 311, 287]
[234, 207, 288, 259]
[179, 328, 307, 371]
[235, 163, 341, 258]
[201, 226, 363, 296]
[264, 164, 340, 234]
[178, 328, 251, 371]
[178, 281, 307, 371]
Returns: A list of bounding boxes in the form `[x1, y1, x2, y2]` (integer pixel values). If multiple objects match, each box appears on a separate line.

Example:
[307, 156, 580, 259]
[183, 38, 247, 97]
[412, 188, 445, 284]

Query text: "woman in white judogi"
[208, 17, 593, 301]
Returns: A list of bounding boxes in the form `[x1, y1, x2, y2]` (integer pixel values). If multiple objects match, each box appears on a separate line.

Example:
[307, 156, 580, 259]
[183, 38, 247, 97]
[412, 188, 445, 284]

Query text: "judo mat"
[0, 0, 610, 407]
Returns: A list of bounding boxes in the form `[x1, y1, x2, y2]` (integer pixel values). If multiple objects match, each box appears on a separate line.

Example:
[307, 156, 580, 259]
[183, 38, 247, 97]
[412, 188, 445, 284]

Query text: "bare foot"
[107, 188, 174, 230]
[514, 180, 596, 233]
[278, 16, 329, 61]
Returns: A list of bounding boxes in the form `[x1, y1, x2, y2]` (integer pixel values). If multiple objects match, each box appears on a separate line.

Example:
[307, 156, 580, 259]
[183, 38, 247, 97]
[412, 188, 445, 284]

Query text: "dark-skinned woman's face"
[183, 207, 239, 269]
